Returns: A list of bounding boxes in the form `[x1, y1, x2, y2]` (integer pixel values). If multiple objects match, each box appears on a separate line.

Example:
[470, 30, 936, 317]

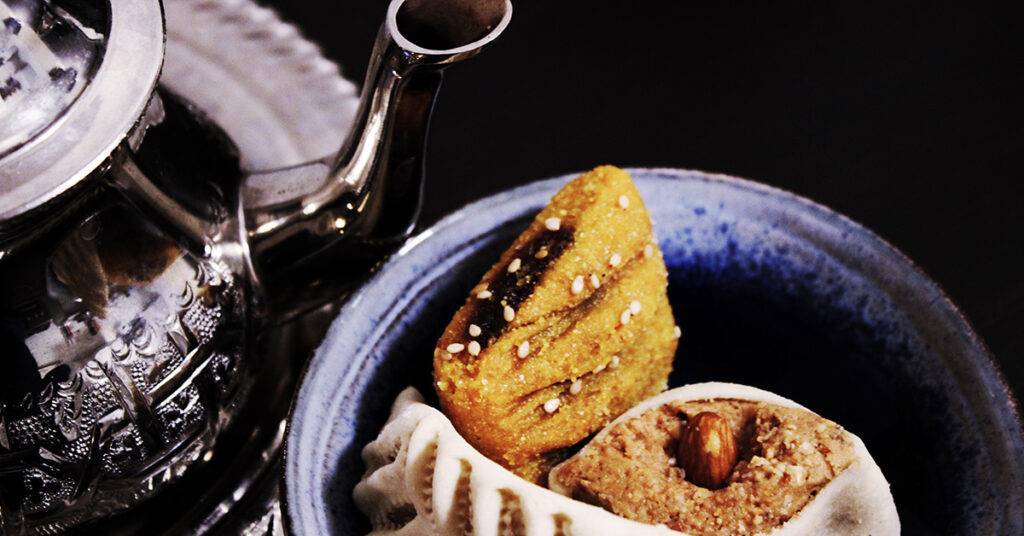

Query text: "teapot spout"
[241, 0, 512, 315]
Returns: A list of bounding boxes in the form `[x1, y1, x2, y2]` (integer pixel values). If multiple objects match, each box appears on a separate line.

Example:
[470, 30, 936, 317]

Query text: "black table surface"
[266, 1, 1024, 402]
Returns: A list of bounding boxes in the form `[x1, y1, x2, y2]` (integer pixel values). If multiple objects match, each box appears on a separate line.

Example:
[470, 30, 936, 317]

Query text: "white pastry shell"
[354, 388, 679, 535]
[355, 383, 900, 535]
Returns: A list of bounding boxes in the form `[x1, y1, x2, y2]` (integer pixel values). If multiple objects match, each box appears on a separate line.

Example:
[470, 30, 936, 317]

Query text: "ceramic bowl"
[284, 169, 1024, 535]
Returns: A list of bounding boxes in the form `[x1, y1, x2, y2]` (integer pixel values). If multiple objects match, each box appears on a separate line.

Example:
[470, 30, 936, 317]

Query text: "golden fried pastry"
[433, 165, 680, 483]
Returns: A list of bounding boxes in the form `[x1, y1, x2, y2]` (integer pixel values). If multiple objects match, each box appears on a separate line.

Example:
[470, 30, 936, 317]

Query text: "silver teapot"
[0, 0, 510, 533]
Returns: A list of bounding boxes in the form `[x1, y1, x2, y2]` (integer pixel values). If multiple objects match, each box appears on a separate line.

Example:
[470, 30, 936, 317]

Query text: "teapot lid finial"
[0, 0, 163, 222]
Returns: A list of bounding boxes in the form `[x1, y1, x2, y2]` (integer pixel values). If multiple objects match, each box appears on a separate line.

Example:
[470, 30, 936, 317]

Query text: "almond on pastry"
[549, 383, 900, 536]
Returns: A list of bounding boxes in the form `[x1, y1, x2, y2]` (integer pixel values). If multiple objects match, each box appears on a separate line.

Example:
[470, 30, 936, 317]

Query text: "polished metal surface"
[0, 90, 249, 534]
[0, 0, 104, 158]
[161, 0, 359, 172]
[0, 0, 163, 222]
[0, 0, 510, 532]
[244, 0, 512, 313]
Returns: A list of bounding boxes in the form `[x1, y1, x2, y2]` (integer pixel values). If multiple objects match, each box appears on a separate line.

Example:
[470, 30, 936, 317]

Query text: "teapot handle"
[239, 0, 511, 315]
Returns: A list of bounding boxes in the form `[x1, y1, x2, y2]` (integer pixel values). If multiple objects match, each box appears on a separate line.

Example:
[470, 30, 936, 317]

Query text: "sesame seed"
[544, 217, 561, 231]
[446, 343, 465, 354]
[468, 340, 481, 356]
[517, 340, 530, 358]
[594, 363, 607, 374]
[668, 457, 677, 467]
[543, 398, 561, 413]
[789, 466, 806, 485]
[644, 244, 654, 258]
[508, 258, 522, 273]
[477, 290, 492, 299]
[673, 325, 682, 338]
[618, 195, 630, 209]
[503, 305, 516, 322]
[629, 300, 642, 314]
[620, 309, 631, 325]
[609, 253, 622, 267]
[468, 324, 482, 337]
[610, 355, 621, 369]
[571, 275, 584, 294]
[535, 248, 548, 259]
[569, 380, 583, 395]
[590, 274, 600, 288]
[442, 352, 453, 361]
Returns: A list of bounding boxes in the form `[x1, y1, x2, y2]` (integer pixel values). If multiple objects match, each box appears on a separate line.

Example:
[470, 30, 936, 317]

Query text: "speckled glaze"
[284, 169, 1024, 535]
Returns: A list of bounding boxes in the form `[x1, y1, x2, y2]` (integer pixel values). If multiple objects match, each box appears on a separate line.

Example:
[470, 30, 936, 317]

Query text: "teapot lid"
[0, 0, 163, 221]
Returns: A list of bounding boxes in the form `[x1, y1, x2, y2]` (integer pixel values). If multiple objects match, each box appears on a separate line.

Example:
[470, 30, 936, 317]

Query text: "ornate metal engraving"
[0, 206, 246, 534]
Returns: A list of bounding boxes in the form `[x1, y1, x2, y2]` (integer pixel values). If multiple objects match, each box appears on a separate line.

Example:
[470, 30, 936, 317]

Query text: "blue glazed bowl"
[284, 169, 1024, 535]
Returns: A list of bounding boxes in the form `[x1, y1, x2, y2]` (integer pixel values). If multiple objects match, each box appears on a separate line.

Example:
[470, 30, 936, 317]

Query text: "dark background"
[264, 1, 1024, 399]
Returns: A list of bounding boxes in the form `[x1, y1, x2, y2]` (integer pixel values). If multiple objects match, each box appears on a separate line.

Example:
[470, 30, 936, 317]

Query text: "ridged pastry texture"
[433, 166, 679, 482]
[549, 383, 901, 536]
[354, 387, 681, 536]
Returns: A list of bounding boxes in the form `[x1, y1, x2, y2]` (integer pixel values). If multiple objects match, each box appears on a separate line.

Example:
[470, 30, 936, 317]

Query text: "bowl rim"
[281, 167, 1023, 535]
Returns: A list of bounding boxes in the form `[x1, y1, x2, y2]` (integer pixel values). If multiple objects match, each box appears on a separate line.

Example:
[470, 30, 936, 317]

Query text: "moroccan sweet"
[549, 383, 900, 535]
[353, 388, 679, 536]
[357, 165, 899, 534]
[432, 165, 679, 483]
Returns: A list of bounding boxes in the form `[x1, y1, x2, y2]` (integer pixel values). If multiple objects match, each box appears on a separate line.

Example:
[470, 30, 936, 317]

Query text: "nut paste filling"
[550, 399, 857, 535]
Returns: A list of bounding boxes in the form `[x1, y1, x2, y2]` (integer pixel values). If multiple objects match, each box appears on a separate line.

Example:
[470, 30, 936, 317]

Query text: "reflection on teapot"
[0, 0, 511, 532]
[0, 90, 248, 532]
[1, 202, 244, 527]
